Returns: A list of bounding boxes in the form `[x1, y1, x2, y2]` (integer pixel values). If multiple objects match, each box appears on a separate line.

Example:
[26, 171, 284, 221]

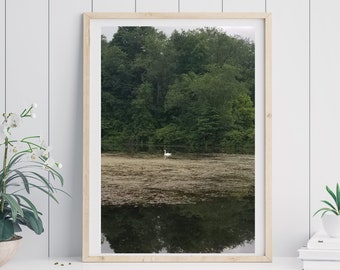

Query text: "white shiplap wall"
[268, 0, 310, 257]
[93, 0, 134, 12]
[5, 0, 49, 259]
[223, 0, 265, 12]
[180, 0, 222, 12]
[49, 0, 91, 257]
[3, 0, 339, 259]
[136, 0, 179, 12]
[310, 0, 340, 235]
[0, 0, 5, 113]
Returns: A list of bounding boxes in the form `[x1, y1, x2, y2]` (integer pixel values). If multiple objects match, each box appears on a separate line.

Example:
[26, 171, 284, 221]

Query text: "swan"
[163, 149, 172, 159]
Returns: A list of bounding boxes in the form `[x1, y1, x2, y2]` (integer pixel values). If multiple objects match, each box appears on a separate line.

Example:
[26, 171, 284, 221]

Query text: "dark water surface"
[101, 196, 254, 253]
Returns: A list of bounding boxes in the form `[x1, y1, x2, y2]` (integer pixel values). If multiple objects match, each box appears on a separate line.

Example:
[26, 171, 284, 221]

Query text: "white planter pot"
[0, 236, 22, 267]
[322, 215, 340, 238]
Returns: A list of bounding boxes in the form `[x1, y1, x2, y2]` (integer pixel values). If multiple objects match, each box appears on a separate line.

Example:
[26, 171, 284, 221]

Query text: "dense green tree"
[223, 94, 255, 153]
[130, 83, 156, 151]
[110, 27, 159, 60]
[163, 64, 248, 152]
[101, 26, 255, 154]
[170, 29, 210, 75]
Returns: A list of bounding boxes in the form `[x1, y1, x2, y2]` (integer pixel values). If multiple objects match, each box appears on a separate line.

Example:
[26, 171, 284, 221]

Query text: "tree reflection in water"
[101, 196, 254, 253]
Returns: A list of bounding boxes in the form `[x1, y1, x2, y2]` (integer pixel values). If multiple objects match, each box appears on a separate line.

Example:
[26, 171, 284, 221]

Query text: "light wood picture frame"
[83, 12, 272, 263]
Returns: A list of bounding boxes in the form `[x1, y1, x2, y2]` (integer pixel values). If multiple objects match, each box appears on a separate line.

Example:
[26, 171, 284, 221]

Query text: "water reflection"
[101, 196, 254, 253]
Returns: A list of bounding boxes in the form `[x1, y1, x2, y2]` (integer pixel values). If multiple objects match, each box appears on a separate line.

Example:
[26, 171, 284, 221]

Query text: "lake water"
[101, 196, 254, 253]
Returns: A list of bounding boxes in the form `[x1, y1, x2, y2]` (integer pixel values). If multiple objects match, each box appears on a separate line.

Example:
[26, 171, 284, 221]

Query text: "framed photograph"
[83, 12, 272, 263]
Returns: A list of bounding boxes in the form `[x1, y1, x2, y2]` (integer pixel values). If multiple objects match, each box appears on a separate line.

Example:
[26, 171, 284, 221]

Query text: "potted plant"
[0, 104, 64, 266]
[314, 183, 340, 238]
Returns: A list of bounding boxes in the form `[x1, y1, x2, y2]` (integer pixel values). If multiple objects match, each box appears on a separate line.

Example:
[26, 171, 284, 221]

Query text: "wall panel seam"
[4, 0, 6, 112]
[308, 0, 311, 239]
[48, 0, 51, 257]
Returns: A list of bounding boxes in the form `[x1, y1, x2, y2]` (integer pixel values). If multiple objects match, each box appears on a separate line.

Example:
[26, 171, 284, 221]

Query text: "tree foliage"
[101, 26, 255, 154]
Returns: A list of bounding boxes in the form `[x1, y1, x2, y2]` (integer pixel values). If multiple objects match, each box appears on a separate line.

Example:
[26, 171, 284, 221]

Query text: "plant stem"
[1, 137, 9, 213]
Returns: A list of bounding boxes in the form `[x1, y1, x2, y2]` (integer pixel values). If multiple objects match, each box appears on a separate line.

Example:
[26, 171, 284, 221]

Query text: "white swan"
[163, 149, 172, 159]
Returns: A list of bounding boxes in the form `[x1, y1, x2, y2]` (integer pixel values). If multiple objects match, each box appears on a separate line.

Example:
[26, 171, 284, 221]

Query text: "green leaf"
[326, 185, 337, 207]
[13, 195, 39, 220]
[0, 213, 14, 241]
[28, 172, 69, 199]
[48, 167, 64, 186]
[337, 183, 340, 212]
[29, 172, 55, 192]
[6, 152, 28, 171]
[52, 187, 71, 199]
[13, 169, 30, 194]
[2, 193, 24, 222]
[12, 221, 22, 233]
[8, 164, 63, 187]
[18, 209, 44, 235]
[321, 209, 339, 217]
[28, 184, 59, 204]
[321, 200, 337, 211]
[313, 207, 339, 217]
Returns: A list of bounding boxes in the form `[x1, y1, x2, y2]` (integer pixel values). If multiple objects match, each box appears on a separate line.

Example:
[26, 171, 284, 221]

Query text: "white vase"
[0, 236, 22, 267]
[322, 215, 340, 238]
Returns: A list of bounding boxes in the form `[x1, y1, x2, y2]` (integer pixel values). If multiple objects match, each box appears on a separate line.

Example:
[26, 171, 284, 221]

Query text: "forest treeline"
[101, 26, 255, 154]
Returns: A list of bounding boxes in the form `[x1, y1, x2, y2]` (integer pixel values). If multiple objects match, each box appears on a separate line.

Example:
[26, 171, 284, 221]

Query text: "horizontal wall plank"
[93, 0, 135, 12]
[6, 0, 49, 259]
[223, 0, 265, 12]
[137, 0, 178, 12]
[180, 0, 222, 12]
